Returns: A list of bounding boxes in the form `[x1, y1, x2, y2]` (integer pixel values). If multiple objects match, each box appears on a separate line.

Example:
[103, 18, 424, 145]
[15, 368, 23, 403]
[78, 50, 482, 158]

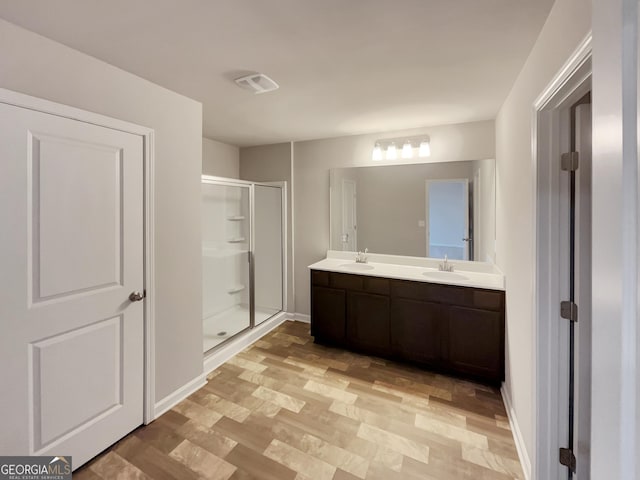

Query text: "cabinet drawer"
[392, 279, 503, 311]
[330, 272, 364, 290]
[471, 289, 504, 311]
[364, 276, 390, 295]
[438, 285, 504, 311]
[311, 270, 330, 286]
[390, 279, 442, 302]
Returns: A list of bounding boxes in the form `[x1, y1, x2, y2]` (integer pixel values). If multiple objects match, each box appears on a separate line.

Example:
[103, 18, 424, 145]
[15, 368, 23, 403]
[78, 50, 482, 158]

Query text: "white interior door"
[426, 179, 470, 260]
[341, 179, 357, 251]
[0, 101, 144, 469]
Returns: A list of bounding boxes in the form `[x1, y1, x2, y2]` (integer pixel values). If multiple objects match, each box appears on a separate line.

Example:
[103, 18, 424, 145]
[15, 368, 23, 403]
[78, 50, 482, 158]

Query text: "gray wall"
[0, 19, 204, 402]
[202, 137, 240, 178]
[293, 120, 495, 316]
[239, 143, 294, 313]
[495, 0, 591, 469]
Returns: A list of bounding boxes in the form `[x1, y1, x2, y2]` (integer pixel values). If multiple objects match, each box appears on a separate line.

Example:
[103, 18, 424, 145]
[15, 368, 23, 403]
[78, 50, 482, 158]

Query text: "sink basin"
[422, 271, 469, 281]
[338, 263, 375, 271]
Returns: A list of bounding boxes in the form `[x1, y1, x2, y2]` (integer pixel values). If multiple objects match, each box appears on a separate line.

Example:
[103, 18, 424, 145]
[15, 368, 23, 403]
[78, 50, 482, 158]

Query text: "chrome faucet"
[355, 248, 369, 263]
[439, 254, 454, 272]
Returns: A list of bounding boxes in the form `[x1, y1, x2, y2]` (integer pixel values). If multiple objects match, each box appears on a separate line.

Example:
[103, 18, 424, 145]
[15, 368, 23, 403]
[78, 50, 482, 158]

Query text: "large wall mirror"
[330, 159, 496, 263]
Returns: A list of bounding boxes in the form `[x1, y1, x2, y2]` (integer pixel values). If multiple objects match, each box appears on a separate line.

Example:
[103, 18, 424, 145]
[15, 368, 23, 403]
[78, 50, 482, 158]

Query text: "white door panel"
[36, 134, 122, 299]
[33, 316, 122, 449]
[0, 102, 144, 468]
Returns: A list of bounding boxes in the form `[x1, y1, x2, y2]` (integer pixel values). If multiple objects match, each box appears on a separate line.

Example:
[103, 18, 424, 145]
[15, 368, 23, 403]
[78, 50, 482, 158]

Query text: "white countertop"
[308, 251, 505, 291]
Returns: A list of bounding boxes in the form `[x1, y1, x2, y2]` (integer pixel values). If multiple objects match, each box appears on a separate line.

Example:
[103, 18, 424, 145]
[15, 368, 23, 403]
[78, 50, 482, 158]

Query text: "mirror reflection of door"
[341, 179, 357, 251]
[426, 179, 470, 260]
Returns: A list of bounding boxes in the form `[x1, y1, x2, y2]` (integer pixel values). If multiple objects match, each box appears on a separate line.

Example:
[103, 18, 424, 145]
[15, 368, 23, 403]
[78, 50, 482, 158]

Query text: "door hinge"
[561, 152, 579, 171]
[559, 447, 576, 472]
[560, 301, 578, 322]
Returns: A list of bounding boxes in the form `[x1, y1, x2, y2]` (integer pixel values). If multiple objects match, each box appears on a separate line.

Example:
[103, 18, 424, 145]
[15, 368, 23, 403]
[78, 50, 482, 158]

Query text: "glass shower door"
[202, 181, 251, 352]
[253, 184, 284, 325]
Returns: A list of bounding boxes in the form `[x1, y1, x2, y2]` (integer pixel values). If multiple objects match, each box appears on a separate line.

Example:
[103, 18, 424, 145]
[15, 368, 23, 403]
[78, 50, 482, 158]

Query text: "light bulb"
[372, 143, 383, 161]
[386, 143, 397, 160]
[419, 140, 431, 157]
[402, 141, 413, 159]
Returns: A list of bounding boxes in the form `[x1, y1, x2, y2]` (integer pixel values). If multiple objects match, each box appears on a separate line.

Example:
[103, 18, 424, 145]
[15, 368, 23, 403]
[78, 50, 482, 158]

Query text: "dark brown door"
[311, 286, 346, 344]
[391, 298, 442, 366]
[346, 292, 390, 356]
[447, 305, 502, 380]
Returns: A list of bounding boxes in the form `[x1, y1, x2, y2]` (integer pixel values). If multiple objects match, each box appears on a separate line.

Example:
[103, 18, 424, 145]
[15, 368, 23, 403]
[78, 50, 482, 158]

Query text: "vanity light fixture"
[386, 143, 398, 160]
[401, 140, 413, 159]
[372, 143, 383, 161]
[371, 135, 431, 161]
[419, 140, 431, 157]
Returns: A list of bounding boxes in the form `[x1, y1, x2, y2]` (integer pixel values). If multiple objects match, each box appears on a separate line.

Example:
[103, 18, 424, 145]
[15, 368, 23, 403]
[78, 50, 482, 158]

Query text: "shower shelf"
[227, 237, 246, 243]
[226, 216, 245, 221]
[227, 285, 246, 294]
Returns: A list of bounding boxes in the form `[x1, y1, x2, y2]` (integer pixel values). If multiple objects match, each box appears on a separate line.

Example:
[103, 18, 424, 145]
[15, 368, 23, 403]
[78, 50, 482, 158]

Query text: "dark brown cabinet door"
[447, 306, 503, 381]
[391, 298, 442, 366]
[311, 286, 346, 344]
[347, 292, 390, 356]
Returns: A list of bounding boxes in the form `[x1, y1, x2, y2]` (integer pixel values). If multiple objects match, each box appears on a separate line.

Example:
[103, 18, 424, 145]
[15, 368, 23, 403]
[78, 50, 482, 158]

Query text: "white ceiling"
[0, 0, 554, 147]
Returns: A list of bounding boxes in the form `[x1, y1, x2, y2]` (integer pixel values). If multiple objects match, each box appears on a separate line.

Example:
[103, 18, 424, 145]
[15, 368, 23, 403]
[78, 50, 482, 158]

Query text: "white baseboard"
[291, 312, 310, 323]
[203, 312, 290, 376]
[154, 373, 207, 419]
[501, 384, 531, 480]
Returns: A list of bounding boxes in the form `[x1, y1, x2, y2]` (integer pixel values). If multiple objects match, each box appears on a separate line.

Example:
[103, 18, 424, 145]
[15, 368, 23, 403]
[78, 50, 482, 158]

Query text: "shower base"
[203, 304, 280, 352]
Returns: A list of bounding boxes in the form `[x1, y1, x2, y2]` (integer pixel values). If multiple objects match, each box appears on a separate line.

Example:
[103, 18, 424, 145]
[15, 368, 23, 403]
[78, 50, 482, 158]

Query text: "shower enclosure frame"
[201, 175, 287, 353]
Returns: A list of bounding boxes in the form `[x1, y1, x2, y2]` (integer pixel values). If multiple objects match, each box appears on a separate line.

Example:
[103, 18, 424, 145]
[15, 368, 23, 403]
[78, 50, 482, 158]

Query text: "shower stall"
[201, 176, 285, 352]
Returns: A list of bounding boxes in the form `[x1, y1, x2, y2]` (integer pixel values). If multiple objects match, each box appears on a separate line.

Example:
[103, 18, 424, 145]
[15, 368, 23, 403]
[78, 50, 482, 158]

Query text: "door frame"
[425, 178, 470, 260]
[0, 87, 157, 425]
[532, 35, 591, 479]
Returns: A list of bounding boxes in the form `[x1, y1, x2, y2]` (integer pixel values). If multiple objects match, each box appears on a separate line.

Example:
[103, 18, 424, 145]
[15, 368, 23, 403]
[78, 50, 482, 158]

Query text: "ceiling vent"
[234, 73, 279, 94]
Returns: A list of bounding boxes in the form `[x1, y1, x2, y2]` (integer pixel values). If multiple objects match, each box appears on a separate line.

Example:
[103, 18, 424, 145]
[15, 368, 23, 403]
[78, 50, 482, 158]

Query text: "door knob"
[462, 237, 470, 242]
[129, 291, 144, 302]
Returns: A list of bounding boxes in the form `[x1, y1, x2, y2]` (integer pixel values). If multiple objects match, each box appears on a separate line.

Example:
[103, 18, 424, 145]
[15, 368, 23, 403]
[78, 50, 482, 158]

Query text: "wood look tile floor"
[75, 320, 523, 480]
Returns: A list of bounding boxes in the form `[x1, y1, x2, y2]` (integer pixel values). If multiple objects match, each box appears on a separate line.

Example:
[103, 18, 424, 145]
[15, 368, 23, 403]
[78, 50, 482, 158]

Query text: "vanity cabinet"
[310, 270, 505, 384]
